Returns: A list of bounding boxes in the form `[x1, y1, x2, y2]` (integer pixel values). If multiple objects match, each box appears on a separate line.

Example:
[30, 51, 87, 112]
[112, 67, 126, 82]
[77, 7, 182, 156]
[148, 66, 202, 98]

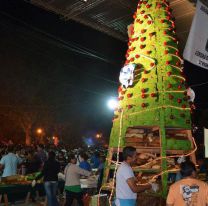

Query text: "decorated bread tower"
[103, 0, 196, 197]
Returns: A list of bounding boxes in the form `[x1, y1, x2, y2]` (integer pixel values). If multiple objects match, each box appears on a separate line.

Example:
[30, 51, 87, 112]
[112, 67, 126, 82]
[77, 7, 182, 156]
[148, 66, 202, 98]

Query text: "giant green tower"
[104, 0, 195, 197]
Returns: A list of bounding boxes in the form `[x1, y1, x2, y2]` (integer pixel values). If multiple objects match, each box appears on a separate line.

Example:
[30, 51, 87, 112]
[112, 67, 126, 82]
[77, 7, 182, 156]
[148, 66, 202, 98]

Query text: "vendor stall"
[0, 174, 44, 206]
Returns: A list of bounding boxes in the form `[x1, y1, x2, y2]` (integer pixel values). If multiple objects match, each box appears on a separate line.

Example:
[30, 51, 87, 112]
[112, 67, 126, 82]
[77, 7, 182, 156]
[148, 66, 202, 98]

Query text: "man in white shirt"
[116, 146, 153, 206]
[0, 146, 22, 177]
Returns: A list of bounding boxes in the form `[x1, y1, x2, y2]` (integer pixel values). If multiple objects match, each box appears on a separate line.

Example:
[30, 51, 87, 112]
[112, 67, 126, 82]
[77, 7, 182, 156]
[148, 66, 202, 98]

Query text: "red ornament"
[166, 16, 171, 20]
[157, 4, 162, 8]
[130, 57, 134, 62]
[143, 1, 147, 4]
[180, 80, 184, 84]
[141, 93, 146, 98]
[176, 61, 181, 66]
[146, 4, 151, 8]
[140, 37, 146, 42]
[164, 50, 169, 55]
[143, 70, 148, 74]
[166, 61, 170, 65]
[140, 45, 145, 49]
[141, 78, 146, 83]
[163, 31, 167, 35]
[127, 93, 133, 98]
[151, 93, 156, 97]
[139, 20, 143, 24]
[121, 90, 126, 95]
[137, 5, 141, 9]
[135, 54, 140, 58]
[144, 15, 148, 19]
[177, 98, 182, 103]
[141, 88, 146, 93]
[168, 84, 172, 88]
[127, 105, 133, 109]
[147, 20, 152, 25]
[140, 10, 145, 14]
[118, 86, 122, 93]
[161, 19, 165, 23]
[141, 103, 146, 108]
[146, 50, 151, 55]
[150, 62, 155, 67]
[141, 29, 146, 34]
[175, 51, 179, 56]
[164, 41, 167, 46]
[169, 94, 174, 100]
[178, 85, 182, 90]
[167, 71, 172, 76]
[149, 33, 154, 37]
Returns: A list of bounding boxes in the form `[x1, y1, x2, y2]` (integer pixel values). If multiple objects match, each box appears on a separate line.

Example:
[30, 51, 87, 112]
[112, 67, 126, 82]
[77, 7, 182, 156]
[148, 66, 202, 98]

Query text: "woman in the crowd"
[36, 151, 60, 206]
[64, 154, 91, 206]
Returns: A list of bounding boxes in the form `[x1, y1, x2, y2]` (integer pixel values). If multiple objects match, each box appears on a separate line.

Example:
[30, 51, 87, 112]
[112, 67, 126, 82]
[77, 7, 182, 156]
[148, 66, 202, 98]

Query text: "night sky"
[0, 0, 208, 145]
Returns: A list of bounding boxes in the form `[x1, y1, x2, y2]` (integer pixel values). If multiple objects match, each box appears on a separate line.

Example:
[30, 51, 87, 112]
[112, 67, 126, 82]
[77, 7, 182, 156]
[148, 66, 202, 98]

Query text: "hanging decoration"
[119, 64, 136, 88]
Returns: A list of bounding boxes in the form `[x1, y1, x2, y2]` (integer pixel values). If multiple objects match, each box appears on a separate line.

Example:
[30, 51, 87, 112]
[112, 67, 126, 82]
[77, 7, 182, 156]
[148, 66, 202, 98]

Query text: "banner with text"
[183, 0, 208, 69]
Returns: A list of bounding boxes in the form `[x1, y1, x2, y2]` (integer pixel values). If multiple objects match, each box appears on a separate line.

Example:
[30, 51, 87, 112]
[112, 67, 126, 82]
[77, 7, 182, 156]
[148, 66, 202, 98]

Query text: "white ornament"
[119, 64, 136, 88]
[187, 87, 195, 102]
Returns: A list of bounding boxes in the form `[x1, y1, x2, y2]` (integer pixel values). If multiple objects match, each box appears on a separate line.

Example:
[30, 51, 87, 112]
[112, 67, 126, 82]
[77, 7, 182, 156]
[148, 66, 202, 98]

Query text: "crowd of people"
[0, 144, 105, 206]
[1, 144, 208, 206]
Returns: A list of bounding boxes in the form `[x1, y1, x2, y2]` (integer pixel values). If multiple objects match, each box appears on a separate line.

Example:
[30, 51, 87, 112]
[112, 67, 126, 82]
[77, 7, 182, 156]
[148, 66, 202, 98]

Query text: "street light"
[107, 98, 118, 110]
[96, 133, 102, 139]
[36, 128, 44, 144]
[36, 128, 43, 134]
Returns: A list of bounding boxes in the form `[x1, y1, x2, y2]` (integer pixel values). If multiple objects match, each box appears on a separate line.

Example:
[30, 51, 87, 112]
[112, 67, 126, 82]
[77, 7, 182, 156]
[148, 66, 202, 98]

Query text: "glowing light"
[36, 128, 43, 134]
[107, 98, 118, 110]
[96, 133, 102, 139]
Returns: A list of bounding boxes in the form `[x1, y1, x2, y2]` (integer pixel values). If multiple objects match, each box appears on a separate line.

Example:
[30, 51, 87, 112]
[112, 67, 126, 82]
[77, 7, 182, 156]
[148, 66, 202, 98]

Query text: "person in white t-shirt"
[116, 146, 156, 206]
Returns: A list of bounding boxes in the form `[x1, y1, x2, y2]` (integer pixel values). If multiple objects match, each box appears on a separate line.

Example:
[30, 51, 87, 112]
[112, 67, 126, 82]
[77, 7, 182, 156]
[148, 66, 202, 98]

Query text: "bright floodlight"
[107, 98, 118, 110]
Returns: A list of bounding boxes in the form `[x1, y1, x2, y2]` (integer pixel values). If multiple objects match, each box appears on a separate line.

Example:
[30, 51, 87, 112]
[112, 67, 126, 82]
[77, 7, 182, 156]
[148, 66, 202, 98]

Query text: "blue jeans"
[44, 181, 59, 206]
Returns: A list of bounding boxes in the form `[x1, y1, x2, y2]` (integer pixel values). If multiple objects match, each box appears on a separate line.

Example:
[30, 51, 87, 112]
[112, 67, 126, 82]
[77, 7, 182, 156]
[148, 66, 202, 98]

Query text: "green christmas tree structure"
[110, 0, 192, 149]
[105, 0, 195, 196]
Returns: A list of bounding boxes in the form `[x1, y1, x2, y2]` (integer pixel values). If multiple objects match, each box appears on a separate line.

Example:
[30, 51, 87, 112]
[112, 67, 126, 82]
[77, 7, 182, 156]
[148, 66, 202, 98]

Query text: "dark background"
[0, 0, 208, 147]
